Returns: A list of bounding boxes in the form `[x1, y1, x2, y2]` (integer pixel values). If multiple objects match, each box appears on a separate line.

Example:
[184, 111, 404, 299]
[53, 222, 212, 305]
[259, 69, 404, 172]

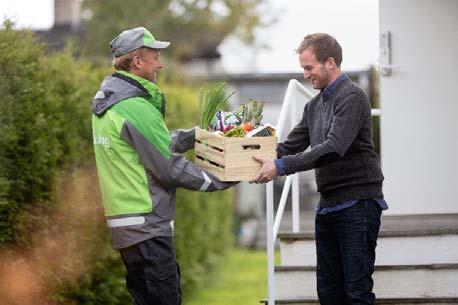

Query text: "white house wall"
[379, 0, 458, 214]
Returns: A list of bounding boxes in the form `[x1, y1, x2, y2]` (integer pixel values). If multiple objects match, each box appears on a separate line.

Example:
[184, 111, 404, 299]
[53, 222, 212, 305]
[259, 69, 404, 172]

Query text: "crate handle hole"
[196, 155, 225, 169]
[242, 144, 261, 150]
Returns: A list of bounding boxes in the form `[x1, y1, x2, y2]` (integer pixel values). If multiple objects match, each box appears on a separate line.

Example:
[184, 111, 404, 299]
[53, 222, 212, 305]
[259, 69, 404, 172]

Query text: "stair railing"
[266, 79, 315, 305]
[265, 79, 381, 305]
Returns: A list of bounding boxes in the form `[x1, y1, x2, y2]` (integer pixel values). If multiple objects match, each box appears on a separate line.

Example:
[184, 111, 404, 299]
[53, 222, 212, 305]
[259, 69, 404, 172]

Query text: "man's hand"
[250, 156, 277, 184]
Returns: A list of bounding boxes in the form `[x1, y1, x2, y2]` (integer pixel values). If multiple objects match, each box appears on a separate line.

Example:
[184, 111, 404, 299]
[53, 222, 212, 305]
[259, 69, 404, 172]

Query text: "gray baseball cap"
[110, 27, 170, 57]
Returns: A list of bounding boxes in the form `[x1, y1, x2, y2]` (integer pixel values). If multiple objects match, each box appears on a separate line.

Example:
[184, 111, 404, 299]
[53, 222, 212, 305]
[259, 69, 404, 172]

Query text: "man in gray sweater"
[251, 33, 387, 305]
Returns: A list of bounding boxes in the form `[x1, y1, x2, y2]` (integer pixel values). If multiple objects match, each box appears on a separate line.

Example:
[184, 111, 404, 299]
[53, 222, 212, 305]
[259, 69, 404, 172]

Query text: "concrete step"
[279, 232, 458, 266]
[255, 213, 458, 249]
[274, 264, 458, 300]
[278, 213, 458, 266]
[260, 297, 458, 304]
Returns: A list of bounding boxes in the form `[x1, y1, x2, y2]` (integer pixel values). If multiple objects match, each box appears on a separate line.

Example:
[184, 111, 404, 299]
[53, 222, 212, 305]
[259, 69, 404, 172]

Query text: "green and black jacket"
[92, 71, 231, 249]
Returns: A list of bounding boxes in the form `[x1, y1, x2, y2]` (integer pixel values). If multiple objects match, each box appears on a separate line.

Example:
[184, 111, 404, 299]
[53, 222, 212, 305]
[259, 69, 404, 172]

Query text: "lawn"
[184, 248, 278, 305]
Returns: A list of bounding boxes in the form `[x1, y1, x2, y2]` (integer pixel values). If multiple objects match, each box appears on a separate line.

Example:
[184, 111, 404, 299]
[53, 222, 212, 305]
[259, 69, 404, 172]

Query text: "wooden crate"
[194, 127, 277, 181]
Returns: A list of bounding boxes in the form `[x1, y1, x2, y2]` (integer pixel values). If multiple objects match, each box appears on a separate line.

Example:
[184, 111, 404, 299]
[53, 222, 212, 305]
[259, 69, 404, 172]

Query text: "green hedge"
[0, 22, 101, 244]
[0, 21, 234, 305]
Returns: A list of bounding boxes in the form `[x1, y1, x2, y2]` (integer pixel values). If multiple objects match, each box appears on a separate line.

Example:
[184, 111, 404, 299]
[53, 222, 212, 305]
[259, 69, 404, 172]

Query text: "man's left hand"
[250, 156, 277, 184]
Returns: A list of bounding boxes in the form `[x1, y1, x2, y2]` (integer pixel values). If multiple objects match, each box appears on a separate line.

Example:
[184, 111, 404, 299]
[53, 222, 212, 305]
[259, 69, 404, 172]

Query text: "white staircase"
[262, 214, 458, 304]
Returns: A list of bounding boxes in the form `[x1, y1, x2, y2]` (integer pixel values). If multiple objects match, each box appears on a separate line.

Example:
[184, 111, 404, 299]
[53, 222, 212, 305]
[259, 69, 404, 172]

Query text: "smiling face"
[299, 48, 332, 90]
[132, 48, 163, 83]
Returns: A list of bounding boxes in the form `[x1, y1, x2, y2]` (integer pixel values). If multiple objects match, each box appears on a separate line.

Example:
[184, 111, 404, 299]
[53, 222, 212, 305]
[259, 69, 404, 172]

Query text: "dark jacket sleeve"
[281, 93, 364, 175]
[121, 121, 233, 191]
[169, 128, 195, 153]
[277, 103, 311, 158]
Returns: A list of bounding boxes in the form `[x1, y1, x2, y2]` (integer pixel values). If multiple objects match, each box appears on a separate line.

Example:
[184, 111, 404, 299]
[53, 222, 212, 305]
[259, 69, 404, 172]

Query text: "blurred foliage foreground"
[0, 22, 234, 305]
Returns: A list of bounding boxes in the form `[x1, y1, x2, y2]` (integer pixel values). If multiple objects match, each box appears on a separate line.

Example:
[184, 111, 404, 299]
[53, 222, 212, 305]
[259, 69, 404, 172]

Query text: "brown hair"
[296, 33, 342, 67]
[112, 47, 146, 71]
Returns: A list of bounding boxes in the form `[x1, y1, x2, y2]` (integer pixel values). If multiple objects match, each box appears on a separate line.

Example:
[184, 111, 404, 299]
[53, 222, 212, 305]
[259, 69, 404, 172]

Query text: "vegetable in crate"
[199, 83, 235, 129]
[240, 122, 253, 133]
[239, 99, 264, 126]
[224, 126, 245, 137]
[212, 110, 241, 132]
[223, 125, 234, 133]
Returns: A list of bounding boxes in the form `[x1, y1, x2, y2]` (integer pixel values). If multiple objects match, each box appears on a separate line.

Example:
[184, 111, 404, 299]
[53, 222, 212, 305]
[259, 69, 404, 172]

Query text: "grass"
[184, 248, 279, 305]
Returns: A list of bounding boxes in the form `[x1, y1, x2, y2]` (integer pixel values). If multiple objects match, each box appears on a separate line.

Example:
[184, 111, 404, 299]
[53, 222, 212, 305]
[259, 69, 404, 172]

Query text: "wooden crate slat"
[194, 142, 225, 165]
[195, 128, 225, 150]
[195, 158, 225, 180]
[224, 147, 276, 170]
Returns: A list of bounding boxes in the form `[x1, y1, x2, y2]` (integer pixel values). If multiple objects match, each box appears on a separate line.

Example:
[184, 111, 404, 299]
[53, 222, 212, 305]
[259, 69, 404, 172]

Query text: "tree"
[82, 0, 269, 61]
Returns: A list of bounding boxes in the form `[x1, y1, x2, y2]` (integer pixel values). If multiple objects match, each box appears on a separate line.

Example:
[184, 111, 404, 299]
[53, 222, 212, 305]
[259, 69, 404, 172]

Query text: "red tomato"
[241, 123, 253, 133]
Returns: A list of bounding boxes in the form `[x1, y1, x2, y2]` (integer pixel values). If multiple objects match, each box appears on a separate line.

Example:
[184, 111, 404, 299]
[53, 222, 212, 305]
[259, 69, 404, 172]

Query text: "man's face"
[299, 48, 331, 90]
[136, 48, 163, 83]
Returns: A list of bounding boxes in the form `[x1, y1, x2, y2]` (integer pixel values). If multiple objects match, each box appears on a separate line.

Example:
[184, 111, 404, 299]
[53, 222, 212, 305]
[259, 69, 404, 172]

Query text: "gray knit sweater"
[277, 77, 384, 207]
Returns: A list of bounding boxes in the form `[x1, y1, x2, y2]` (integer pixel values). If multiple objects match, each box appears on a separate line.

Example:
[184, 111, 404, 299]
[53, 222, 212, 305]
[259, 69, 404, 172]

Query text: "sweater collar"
[321, 73, 348, 101]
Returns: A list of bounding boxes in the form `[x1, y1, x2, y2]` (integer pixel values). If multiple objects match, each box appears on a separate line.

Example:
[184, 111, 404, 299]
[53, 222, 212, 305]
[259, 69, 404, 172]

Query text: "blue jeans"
[315, 199, 382, 305]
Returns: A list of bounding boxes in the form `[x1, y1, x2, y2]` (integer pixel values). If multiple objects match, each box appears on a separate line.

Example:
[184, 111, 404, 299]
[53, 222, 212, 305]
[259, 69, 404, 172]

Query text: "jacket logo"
[93, 133, 110, 148]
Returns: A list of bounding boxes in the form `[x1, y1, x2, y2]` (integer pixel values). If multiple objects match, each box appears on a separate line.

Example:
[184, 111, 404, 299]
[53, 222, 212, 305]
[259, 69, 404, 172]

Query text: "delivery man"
[92, 27, 234, 305]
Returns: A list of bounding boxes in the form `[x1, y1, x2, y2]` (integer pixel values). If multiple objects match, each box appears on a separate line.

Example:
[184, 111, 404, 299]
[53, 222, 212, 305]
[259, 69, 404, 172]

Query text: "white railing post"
[289, 92, 300, 233]
[266, 181, 275, 305]
[291, 173, 300, 233]
[273, 176, 292, 239]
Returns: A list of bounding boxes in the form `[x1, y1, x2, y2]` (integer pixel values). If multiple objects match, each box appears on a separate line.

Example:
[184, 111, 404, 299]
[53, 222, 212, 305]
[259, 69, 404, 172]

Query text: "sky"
[0, 0, 380, 73]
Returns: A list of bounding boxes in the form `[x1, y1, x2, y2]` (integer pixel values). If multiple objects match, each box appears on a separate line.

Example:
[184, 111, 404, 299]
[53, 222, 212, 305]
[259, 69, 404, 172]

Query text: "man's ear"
[325, 57, 337, 70]
[131, 55, 142, 70]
